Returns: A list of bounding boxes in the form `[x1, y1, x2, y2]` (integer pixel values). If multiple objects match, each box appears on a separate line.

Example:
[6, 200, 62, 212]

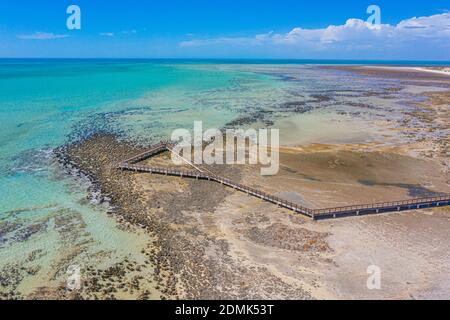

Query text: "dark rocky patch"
[358, 180, 445, 198]
[13, 220, 48, 242]
[225, 110, 275, 128]
[0, 221, 21, 245]
[310, 94, 333, 103]
[243, 223, 330, 254]
[279, 101, 314, 113]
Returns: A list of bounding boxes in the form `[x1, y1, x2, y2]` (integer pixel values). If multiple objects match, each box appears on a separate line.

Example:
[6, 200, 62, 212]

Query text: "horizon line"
[0, 57, 449, 63]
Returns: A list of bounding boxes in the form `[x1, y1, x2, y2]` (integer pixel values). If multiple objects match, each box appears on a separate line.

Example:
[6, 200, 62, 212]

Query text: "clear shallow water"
[0, 60, 435, 296]
[0, 61, 276, 211]
[0, 60, 294, 295]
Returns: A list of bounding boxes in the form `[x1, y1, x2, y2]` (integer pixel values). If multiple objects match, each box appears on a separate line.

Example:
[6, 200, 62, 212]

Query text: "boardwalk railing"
[117, 143, 450, 220]
[312, 195, 450, 220]
[118, 162, 313, 217]
[121, 143, 168, 165]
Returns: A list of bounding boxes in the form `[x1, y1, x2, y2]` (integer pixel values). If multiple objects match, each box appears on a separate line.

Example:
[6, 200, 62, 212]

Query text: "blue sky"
[0, 0, 449, 59]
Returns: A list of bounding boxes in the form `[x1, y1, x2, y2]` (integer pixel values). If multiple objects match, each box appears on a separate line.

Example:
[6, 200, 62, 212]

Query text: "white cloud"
[179, 13, 450, 57]
[17, 32, 69, 40]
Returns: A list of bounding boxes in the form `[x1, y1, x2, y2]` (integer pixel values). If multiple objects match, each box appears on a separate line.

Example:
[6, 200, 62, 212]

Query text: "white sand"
[363, 66, 450, 76]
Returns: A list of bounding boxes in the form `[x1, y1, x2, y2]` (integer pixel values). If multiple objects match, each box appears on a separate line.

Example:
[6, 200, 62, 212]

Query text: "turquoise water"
[0, 60, 295, 295]
[0, 61, 277, 212]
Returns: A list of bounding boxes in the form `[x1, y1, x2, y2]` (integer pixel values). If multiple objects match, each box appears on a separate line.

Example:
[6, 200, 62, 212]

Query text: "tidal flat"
[1, 62, 449, 299]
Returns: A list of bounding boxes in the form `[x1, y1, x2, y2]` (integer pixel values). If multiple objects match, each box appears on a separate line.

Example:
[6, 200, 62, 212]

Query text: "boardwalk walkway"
[116, 143, 450, 220]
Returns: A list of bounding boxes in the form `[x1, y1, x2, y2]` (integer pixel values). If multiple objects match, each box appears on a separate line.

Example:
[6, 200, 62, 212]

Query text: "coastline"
[320, 65, 450, 82]
[2, 63, 450, 299]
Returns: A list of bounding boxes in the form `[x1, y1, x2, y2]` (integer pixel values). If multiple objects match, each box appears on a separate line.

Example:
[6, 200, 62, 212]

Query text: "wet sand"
[321, 65, 450, 82]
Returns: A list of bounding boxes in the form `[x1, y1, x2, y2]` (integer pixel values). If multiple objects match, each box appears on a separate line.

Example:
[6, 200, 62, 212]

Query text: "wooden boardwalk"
[117, 143, 450, 220]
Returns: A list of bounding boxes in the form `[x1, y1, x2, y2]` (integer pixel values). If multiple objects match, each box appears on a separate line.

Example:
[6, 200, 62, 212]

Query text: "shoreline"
[354, 66, 450, 76]
[3, 64, 450, 300]
[320, 65, 450, 82]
